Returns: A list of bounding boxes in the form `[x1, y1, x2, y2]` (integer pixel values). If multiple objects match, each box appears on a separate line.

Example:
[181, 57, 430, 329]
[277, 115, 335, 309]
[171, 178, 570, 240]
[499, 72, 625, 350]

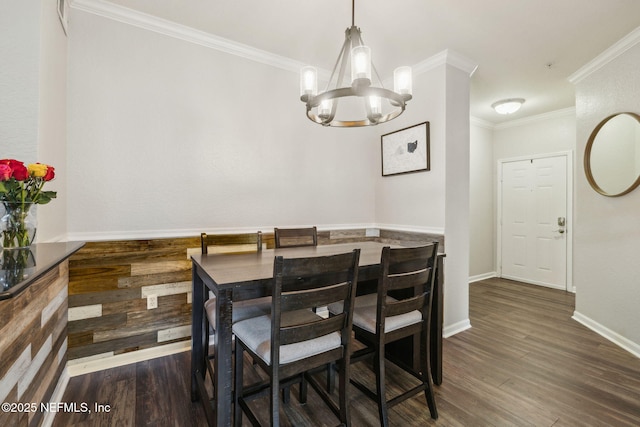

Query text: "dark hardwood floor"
[53, 278, 640, 426]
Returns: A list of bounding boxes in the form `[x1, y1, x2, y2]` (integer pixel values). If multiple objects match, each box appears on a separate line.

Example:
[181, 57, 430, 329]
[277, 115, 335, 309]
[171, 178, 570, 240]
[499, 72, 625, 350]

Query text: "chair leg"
[299, 374, 308, 404]
[282, 385, 291, 404]
[234, 342, 244, 427]
[271, 370, 280, 426]
[339, 353, 351, 426]
[374, 345, 389, 427]
[421, 331, 438, 420]
[326, 362, 335, 393]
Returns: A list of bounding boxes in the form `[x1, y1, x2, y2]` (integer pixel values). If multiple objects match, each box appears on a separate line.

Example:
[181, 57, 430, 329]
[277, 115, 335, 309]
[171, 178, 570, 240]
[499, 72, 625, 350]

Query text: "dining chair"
[198, 231, 271, 420]
[328, 243, 439, 426]
[273, 226, 318, 248]
[232, 249, 360, 427]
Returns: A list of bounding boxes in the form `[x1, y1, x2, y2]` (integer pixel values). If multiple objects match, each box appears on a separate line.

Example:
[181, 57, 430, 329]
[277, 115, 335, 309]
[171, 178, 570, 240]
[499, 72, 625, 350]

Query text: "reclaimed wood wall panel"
[0, 261, 69, 427]
[67, 238, 199, 362]
[66, 231, 442, 364]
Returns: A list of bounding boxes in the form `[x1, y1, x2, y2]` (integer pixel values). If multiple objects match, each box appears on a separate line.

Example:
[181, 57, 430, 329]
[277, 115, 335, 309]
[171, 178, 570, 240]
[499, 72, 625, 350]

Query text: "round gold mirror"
[585, 112, 640, 197]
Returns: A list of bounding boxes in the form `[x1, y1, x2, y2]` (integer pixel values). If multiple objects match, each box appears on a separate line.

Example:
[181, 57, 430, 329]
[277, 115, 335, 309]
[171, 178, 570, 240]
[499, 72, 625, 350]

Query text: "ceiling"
[107, 0, 640, 124]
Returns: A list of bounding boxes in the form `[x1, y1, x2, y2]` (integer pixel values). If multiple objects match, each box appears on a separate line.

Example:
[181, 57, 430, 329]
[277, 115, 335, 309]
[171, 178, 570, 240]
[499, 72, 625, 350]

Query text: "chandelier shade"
[299, 1, 412, 127]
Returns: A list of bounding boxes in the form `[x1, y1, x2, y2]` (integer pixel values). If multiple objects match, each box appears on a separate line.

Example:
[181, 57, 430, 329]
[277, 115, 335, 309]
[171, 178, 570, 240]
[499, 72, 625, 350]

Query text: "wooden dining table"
[190, 241, 444, 427]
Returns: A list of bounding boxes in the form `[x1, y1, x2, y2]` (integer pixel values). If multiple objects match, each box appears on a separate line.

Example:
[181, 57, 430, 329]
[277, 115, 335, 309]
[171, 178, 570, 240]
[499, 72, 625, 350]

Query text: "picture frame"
[57, 0, 68, 35]
[381, 121, 430, 176]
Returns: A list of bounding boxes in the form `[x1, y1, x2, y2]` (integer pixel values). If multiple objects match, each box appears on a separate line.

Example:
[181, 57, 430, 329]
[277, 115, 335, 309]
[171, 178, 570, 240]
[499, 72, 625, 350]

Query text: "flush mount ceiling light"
[491, 98, 525, 115]
[299, 0, 412, 127]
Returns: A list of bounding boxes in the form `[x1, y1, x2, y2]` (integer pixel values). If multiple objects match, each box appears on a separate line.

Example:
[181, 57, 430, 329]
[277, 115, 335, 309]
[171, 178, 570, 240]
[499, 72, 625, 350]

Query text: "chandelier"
[299, 0, 412, 127]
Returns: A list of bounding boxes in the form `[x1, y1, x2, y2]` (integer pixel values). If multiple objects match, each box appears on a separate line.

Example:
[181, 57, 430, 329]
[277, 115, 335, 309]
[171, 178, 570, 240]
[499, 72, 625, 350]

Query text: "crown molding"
[413, 49, 478, 77]
[470, 116, 495, 130]
[568, 26, 640, 84]
[71, 0, 476, 81]
[470, 107, 576, 131]
[71, 0, 306, 73]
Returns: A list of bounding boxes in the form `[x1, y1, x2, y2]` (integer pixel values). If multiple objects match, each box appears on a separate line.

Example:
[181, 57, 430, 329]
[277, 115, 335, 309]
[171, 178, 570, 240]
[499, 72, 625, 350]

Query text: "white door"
[500, 155, 568, 290]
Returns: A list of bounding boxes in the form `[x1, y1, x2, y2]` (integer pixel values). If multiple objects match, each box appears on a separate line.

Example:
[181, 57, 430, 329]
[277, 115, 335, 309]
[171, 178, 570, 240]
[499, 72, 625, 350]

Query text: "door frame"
[496, 150, 574, 292]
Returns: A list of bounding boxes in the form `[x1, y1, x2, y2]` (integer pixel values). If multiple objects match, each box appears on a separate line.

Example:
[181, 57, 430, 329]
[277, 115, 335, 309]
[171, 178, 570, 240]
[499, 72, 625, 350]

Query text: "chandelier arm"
[305, 86, 408, 126]
[319, 32, 352, 123]
[308, 87, 407, 107]
[325, 36, 350, 92]
[370, 61, 385, 88]
[333, 31, 351, 93]
[307, 107, 405, 127]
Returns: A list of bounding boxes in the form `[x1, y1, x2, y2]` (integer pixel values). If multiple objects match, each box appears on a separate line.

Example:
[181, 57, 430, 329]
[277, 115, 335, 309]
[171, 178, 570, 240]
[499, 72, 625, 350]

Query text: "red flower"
[44, 165, 55, 181]
[0, 159, 28, 181]
[0, 164, 11, 181]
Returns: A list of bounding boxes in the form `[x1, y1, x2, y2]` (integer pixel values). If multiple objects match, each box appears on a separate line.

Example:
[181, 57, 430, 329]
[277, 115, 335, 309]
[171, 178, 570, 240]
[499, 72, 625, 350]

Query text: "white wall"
[469, 119, 494, 279]
[572, 38, 640, 355]
[67, 9, 376, 239]
[375, 59, 474, 335]
[0, 0, 67, 242]
[0, 1, 40, 161]
[466, 110, 576, 281]
[37, 0, 69, 242]
[443, 64, 472, 334]
[374, 67, 446, 232]
[493, 109, 576, 161]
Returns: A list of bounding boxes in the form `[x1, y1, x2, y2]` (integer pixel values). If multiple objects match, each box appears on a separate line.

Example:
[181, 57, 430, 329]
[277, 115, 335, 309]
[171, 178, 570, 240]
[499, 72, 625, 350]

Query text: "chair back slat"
[274, 226, 318, 248]
[385, 294, 426, 318]
[387, 244, 437, 275]
[201, 231, 262, 254]
[387, 269, 431, 292]
[280, 314, 345, 346]
[281, 283, 349, 312]
[281, 270, 351, 292]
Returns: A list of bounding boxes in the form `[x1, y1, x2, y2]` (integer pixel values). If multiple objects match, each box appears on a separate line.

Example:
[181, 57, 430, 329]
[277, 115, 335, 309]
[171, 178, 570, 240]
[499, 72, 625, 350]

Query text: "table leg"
[215, 288, 234, 427]
[191, 264, 206, 401]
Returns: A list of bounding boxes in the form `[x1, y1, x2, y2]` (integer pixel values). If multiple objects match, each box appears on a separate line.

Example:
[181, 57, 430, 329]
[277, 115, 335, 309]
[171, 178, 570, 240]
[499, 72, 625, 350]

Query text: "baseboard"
[469, 272, 496, 283]
[443, 319, 471, 338]
[40, 367, 70, 427]
[572, 311, 640, 359]
[67, 341, 191, 377]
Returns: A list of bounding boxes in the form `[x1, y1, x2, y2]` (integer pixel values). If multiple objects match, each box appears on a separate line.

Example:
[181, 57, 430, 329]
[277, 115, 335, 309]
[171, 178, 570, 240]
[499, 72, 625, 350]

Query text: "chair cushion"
[328, 293, 422, 334]
[232, 310, 342, 365]
[205, 296, 272, 326]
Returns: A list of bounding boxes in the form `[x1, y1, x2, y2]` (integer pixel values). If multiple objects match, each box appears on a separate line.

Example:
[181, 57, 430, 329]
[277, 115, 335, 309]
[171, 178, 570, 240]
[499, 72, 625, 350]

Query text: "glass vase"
[1, 202, 37, 250]
[1, 248, 36, 290]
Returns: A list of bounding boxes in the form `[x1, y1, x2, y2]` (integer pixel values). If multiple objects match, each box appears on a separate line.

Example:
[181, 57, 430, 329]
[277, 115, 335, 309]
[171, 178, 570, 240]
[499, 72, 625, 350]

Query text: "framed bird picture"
[381, 121, 430, 176]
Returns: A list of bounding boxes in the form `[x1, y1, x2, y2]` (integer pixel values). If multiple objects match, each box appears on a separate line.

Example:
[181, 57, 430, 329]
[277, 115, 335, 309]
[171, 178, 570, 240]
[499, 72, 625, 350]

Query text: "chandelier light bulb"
[318, 99, 332, 119]
[369, 96, 382, 116]
[394, 66, 412, 96]
[351, 45, 371, 85]
[300, 66, 318, 99]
